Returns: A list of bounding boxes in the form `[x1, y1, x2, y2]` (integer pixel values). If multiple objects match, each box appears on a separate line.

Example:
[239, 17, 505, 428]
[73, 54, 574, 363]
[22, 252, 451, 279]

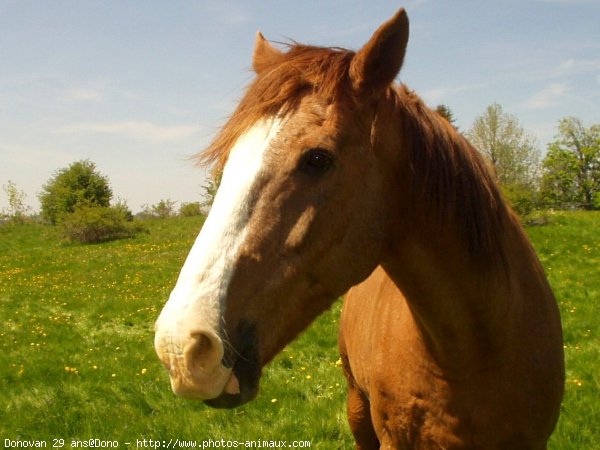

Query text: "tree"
[467, 104, 541, 215]
[541, 117, 600, 210]
[200, 172, 222, 213]
[39, 160, 112, 224]
[2, 180, 31, 223]
[435, 104, 457, 127]
[467, 103, 540, 187]
[152, 199, 177, 218]
[140, 199, 177, 219]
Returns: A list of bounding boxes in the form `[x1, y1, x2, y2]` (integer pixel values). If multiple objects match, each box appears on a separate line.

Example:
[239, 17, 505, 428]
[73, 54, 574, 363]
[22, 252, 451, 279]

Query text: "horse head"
[154, 10, 409, 408]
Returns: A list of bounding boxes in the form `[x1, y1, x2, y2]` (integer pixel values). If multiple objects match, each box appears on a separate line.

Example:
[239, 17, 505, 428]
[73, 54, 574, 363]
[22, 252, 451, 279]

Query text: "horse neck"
[377, 91, 546, 374]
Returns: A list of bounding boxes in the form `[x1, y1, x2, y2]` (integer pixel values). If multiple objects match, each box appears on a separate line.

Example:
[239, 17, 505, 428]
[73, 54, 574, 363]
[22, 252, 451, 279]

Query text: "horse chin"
[204, 372, 260, 409]
[204, 388, 257, 409]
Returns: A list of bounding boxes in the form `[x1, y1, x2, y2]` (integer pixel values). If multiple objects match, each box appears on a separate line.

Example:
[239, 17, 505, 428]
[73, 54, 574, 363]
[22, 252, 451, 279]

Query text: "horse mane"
[197, 43, 509, 267]
[389, 85, 509, 267]
[197, 44, 355, 171]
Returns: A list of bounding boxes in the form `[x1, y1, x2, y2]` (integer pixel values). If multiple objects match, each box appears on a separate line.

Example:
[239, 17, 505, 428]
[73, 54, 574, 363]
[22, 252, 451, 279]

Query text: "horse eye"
[299, 148, 334, 175]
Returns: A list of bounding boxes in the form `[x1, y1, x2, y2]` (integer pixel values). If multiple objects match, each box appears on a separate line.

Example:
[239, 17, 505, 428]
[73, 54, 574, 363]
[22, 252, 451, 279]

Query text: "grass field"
[1, 212, 598, 448]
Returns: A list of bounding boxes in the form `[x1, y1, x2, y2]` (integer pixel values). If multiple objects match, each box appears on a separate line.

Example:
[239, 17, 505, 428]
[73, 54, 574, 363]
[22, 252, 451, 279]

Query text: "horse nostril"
[185, 331, 224, 375]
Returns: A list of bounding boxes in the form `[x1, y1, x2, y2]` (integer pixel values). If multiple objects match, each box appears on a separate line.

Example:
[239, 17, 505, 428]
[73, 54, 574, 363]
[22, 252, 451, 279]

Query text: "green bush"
[60, 205, 146, 244]
[502, 183, 539, 219]
[179, 202, 203, 217]
[112, 198, 134, 221]
[39, 160, 112, 224]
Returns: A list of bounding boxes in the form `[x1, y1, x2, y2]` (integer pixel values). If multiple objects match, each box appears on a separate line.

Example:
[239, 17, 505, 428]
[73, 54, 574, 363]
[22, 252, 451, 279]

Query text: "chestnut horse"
[154, 8, 564, 449]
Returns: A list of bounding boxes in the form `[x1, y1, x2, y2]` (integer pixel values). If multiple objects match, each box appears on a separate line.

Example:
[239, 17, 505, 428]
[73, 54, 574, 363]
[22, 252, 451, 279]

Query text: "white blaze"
[154, 116, 282, 398]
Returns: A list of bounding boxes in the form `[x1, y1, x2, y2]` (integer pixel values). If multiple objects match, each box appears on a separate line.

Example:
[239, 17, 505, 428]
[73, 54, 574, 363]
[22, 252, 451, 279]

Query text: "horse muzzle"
[154, 328, 233, 400]
[154, 321, 262, 407]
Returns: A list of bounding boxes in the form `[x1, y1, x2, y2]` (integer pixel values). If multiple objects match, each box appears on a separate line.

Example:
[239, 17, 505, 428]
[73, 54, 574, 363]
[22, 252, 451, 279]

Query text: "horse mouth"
[205, 321, 261, 409]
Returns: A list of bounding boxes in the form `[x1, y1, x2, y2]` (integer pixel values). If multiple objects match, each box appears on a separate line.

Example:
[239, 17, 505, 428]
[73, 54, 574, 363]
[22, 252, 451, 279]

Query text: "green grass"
[1, 212, 598, 448]
[527, 212, 600, 449]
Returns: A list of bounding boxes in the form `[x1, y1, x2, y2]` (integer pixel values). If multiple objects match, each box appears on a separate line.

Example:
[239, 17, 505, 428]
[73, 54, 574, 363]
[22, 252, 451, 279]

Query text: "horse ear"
[253, 32, 282, 74]
[350, 9, 409, 95]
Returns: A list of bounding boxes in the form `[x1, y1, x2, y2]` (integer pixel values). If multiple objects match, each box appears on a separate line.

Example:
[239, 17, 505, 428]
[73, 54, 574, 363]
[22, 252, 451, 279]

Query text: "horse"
[154, 8, 564, 449]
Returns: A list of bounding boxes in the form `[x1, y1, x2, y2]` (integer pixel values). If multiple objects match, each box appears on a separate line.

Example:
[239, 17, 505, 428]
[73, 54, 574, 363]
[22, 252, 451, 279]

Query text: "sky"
[1, 0, 599, 213]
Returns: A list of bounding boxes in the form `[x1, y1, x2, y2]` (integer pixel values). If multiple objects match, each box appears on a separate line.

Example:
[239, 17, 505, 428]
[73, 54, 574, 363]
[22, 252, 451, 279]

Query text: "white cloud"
[554, 57, 600, 77]
[58, 121, 200, 143]
[421, 87, 450, 105]
[61, 79, 140, 103]
[64, 87, 104, 103]
[555, 59, 577, 76]
[521, 83, 568, 109]
[421, 83, 487, 105]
